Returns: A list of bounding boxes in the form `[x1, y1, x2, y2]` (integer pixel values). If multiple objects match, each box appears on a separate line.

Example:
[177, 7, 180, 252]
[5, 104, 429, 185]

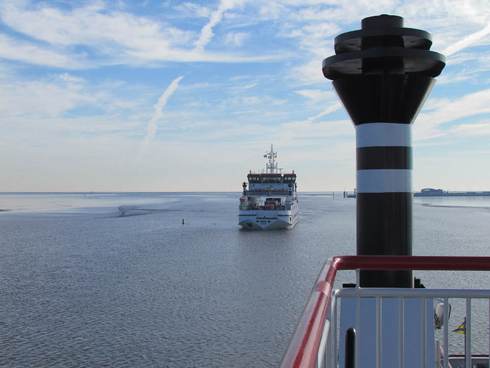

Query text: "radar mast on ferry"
[264, 145, 280, 174]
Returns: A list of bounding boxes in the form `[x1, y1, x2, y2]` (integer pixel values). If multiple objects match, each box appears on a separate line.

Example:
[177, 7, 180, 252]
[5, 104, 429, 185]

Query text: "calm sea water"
[1, 193, 489, 367]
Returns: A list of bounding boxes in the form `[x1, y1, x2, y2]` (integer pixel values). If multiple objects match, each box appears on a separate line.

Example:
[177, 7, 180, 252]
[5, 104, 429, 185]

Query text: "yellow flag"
[453, 318, 466, 335]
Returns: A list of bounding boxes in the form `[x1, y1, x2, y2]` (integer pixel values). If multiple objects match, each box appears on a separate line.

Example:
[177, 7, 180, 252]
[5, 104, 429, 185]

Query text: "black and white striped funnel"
[323, 15, 446, 287]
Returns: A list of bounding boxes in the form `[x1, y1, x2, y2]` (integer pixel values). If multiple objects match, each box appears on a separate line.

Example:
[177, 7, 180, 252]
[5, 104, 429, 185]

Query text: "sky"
[0, 0, 489, 192]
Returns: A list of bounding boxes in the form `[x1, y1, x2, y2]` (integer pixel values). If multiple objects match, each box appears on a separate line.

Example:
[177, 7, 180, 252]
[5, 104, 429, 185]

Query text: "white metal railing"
[281, 256, 490, 368]
[320, 288, 490, 368]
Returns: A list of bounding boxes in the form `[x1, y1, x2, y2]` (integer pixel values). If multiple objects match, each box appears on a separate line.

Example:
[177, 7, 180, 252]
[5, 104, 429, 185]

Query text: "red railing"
[280, 255, 490, 368]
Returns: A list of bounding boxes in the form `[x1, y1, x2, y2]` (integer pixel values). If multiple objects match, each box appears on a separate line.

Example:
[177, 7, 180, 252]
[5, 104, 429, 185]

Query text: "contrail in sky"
[194, 0, 242, 52]
[308, 103, 342, 121]
[143, 75, 183, 145]
[443, 23, 490, 56]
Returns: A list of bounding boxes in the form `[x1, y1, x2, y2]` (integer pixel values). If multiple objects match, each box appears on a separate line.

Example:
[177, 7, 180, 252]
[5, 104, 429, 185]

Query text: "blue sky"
[0, 0, 489, 191]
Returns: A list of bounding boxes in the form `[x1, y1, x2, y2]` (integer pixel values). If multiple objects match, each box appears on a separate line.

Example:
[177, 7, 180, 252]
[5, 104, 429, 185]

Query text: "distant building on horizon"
[414, 188, 490, 197]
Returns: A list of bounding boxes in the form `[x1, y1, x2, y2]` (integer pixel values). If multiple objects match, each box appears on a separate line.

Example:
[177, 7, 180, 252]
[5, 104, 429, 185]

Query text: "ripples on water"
[0, 193, 489, 367]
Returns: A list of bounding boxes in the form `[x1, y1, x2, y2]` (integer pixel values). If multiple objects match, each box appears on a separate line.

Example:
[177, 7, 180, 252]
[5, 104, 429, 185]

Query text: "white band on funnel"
[356, 123, 411, 148]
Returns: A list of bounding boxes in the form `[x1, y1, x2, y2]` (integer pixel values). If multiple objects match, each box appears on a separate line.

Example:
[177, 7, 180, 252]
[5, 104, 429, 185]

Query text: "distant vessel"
[414, 188, 490, 197]
[343, 189, 357, 198]
[238, 145, 299, 230]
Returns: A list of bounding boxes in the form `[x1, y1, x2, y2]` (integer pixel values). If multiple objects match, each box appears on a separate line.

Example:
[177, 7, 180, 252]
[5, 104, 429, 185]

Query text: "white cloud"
[0, 72, 90, 118]
[0, 1, 278, 67]
[0, 67, 150, 141]
[126, 47, 280, 63]
[0, 2, 191, 50]
[291, 59, 325, 85]
[448, 121, 490, 137]
[0, 33, 85, 69]
[415, 88, 490, 140]
[307, 104, 342, 121]
[277, 119, 353, 144]
[257, 2, 284, 19]
[295, 89, 335, 103]
[294, 89, 342, 120]
[175, 2, 212, 18]
[224, 32, 249, 47]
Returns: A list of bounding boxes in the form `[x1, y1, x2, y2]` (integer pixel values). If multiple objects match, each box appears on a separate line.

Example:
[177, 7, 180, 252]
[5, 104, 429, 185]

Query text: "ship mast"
[264, 144, 280, 173]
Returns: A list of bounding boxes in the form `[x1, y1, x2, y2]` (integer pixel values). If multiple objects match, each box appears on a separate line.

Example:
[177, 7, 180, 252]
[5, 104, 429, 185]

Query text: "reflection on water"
[0, 192, 180, 213]
[0, 193, 489, 367]
[415, 195, 490, 209]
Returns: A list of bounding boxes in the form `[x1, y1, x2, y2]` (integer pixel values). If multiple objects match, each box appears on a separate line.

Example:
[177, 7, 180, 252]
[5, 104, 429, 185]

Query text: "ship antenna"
[264, 144, 279, 173]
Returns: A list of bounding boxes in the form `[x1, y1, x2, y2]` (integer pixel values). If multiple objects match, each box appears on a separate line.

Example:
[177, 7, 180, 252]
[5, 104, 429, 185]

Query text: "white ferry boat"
[238, 146, 299, 230]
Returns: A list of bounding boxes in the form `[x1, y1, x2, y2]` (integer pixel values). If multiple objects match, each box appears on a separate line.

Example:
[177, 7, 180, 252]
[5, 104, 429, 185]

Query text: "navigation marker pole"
[323, 15, 446, 287]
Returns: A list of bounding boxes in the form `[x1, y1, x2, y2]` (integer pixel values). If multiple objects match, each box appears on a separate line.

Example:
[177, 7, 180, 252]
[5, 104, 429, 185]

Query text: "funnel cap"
[362, 14, 403, 29]
[323, 14, 446, 79]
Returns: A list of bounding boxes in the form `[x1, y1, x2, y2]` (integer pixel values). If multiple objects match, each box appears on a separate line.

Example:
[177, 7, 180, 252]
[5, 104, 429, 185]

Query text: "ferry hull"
[238, 209, 299, 230]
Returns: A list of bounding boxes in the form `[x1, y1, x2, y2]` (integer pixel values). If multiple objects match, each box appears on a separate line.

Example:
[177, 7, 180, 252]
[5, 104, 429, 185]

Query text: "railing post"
[421, 298, 427, 367]
[376, 297, 382, 368]
[399, 297, 405, 368]
[345, 328, 356, 368]
[443, 298, 449, 368]
[329, 292, 339, 368]
[465, 298, 471, 368]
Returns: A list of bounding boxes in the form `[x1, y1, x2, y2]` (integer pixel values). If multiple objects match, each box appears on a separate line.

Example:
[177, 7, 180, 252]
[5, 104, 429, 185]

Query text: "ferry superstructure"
[238, 146, 299, 230]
